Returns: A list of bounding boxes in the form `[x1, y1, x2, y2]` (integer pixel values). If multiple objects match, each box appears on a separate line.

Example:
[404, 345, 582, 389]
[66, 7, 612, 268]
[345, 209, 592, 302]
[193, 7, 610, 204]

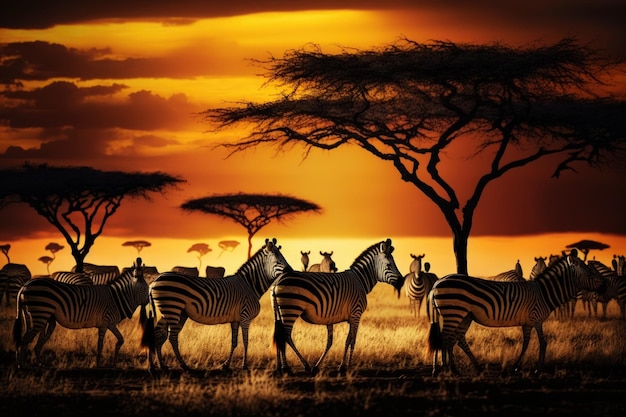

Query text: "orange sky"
[1, 1, 625, 274]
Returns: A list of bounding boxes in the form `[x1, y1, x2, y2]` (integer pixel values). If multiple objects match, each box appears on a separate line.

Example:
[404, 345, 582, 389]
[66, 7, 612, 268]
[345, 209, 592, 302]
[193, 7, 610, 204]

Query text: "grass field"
[2, 284, 626, 416]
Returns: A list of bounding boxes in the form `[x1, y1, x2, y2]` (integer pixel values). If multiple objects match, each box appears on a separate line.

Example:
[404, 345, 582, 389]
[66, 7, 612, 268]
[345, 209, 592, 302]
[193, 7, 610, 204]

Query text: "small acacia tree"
[202, 37, 626, 274]
[0, 163, 184, 272]
[181, 193, 321, 259]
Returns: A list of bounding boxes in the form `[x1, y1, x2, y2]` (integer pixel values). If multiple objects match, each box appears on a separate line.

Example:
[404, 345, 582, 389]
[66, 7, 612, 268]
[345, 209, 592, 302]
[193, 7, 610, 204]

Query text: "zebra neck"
[110, 280, 136, 319]
[536, 272, 578, 311]
[351, 265, 377, 293]
[237, 265, 272, 299]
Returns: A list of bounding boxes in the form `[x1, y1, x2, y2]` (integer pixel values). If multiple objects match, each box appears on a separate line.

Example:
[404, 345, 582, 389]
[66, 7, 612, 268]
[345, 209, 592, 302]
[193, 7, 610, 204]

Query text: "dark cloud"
[0, 41, 236, 84]
[1, 81, 200, 131]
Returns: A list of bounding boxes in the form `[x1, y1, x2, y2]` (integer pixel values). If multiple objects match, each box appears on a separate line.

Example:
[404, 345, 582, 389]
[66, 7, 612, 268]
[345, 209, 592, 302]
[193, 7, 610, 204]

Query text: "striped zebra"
[529, 256, 547, 280]
[587, 260, 626, 320]
[13, 257, 148, 368]
[50, 271, 94, 285]
[142, 238, 292, 371]
[272, 238, 405, 375]
[404, 253, 424, 316]
[73, 263, 121, 285]
[490, 260, 525, 282]
[428, 251, 604, 376]
[1, 263, 32, 306]
[405, 256, 439, 318]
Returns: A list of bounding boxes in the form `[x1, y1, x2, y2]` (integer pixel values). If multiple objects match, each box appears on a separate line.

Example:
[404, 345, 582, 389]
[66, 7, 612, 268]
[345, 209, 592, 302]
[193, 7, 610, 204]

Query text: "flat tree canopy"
[202, 37, 626, 274]
[181, 193, 321, 259]
[0, 163, 185, 271]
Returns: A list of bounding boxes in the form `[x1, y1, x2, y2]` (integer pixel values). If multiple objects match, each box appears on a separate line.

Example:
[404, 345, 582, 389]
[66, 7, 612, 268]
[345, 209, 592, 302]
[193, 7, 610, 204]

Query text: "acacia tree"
[202, 37, 626, 274]
[0, 163, 184, 272]
[181, 193, 321, 259]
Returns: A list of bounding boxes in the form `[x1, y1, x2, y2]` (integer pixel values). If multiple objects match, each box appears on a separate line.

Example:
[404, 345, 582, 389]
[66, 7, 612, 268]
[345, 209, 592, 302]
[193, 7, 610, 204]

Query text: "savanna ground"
[2, 285, 626, 417]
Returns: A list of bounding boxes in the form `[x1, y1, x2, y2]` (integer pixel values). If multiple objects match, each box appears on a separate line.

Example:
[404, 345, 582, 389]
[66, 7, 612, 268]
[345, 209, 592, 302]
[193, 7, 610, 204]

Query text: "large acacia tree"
[203, 37, 626, 274]
[181, 193, 321, 259]
[0, 163, 185, 272]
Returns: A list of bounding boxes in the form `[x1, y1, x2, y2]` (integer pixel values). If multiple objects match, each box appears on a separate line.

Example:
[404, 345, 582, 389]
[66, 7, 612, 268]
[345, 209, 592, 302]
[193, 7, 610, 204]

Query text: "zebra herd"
[3, 240, 625, 376]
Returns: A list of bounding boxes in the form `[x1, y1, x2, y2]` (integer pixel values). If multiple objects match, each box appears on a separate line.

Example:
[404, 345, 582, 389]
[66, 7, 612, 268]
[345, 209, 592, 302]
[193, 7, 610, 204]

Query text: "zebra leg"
[455, 318, 482, 373]
[33, 318, 56, 366]
[222, 321, 240, 370]
[154, 318, 169, 370]
[108, 325, 125, 367]
[168, 315, 191, 371]
[312, 324, 334, 375]
[512, 324, 533, 372]
[240, 322, 251, 370]
[339, 319, 360, 376]
[534, 323, 547, 373]
[283, 325, 311, 373]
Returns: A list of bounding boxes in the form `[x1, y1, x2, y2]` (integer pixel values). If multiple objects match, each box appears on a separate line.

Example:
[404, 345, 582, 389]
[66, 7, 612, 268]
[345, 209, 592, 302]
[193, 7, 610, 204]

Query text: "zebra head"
[262, 238, 294, 279]
[131, 257, 150, 309]
[567, 252, 606, 294]
[376, 238, 405, 297]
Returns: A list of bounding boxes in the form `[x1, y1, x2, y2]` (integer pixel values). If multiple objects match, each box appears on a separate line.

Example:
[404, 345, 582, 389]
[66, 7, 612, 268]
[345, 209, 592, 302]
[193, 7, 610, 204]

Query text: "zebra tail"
[273, 320, 287, 354]
[139, 304, 148, 329]
[13, 301, 23, 348]
[140, 315, 156, 351]
[427, 295, 442, 354]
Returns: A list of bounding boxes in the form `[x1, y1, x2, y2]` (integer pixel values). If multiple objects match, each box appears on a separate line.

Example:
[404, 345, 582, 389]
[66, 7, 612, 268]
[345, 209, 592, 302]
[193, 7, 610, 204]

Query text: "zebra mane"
[349, 238, 393, 269]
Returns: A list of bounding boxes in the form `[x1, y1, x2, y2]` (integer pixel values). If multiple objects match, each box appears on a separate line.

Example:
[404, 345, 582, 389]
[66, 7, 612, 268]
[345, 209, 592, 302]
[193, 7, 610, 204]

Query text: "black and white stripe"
[587, 260, 626, 320]
[142, 238, 292, 371]
[50, 271, 94, 285]
[272, 238, 405, 375]
[428, 252, 604, 376]
[13, 258, 148, 368]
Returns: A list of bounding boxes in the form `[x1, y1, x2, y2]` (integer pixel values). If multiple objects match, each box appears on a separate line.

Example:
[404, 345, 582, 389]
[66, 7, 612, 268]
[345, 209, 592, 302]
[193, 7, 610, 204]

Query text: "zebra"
[587, 260, 626, 320]
[142, 238, 292, 371]
[404, 254, 439, 317]
[50, 271, 94, 285]
[427, 251, 604, 376]
[490, 260, 525, 282]
[1, 263, 32, 306]
[308, 251, 337, 272]
[13, 257, 148, 368]
[72, 263, 121, 285]
[272, 238, 405, 375]
[529, 256, 547, 280]
[300, 250, 310, 271]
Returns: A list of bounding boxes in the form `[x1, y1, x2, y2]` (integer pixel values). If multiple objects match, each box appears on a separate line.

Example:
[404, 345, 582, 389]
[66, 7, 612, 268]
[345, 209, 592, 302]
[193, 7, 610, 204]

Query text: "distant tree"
[187, 243, 211, 269]
[0, 163, 184, 272]
[202, 37, 626, 274]
[122, 240, 152, 256]
[38, 256, 54, 275]
[0, 244, 10, 264]
[181, 193, 321, 259]
[40, 242, 64, 274]
[218, 240, 240, 257]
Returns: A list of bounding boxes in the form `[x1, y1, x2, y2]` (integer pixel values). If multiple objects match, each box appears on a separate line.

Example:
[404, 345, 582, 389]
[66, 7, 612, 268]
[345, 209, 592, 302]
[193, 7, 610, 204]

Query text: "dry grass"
[2, 285, 626, 416]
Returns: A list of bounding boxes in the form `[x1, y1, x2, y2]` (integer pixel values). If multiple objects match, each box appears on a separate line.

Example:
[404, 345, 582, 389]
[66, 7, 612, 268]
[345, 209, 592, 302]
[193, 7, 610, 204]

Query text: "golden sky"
[1, 1, 625, 274]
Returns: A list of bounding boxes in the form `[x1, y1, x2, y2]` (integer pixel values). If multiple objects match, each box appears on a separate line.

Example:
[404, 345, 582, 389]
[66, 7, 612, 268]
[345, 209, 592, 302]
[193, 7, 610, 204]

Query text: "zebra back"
[490, 269, 525, 282]
[1, 263, 32, 305]
[51, 271, 94, 285]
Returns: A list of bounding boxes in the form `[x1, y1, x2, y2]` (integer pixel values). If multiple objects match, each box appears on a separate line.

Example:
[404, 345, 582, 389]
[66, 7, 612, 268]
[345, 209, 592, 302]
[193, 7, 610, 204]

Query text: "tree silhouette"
[187, 243, 211, 269]
[122, 240, 152, 256]
[0, 163, 184, 272]
[202, 37, 626, 274]
[0, 244, 10, 264]
[218, 240, 240, 257]
[40, 242, 64, 274]
[181, 193, 321, 259]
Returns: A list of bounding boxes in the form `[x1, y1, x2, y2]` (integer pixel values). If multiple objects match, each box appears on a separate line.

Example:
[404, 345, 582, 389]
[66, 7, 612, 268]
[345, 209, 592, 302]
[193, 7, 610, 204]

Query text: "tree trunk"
[452, 232, 469, 275]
